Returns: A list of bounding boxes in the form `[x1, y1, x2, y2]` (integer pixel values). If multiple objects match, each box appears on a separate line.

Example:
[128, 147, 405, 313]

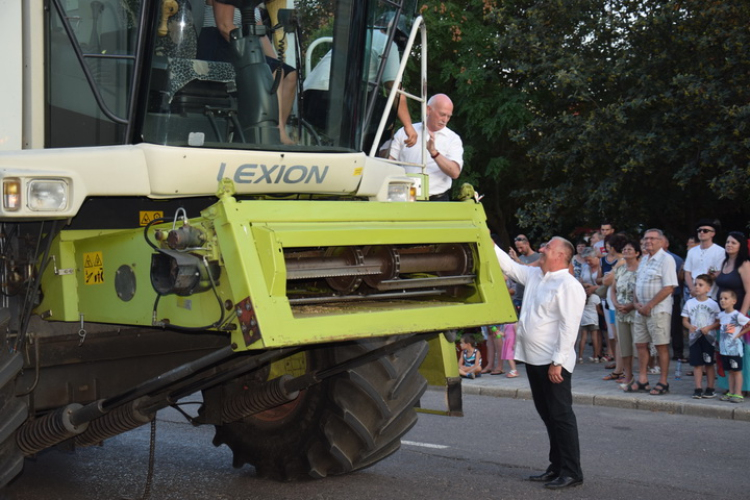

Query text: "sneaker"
[720, 393, 735, 401]
[577, 357, 583, 364]
[730, 395, 744, 403]
[692, 389, 703, 399]
[648, 366, 661, 375]
[703, 388, 716, 399]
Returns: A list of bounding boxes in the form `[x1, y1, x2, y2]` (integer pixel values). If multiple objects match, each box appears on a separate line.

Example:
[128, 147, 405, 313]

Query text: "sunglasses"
[697, 228, 714, 234]
[514, 237, 527, 242]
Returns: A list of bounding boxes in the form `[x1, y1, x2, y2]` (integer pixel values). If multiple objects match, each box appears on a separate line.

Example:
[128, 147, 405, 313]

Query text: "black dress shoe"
[529, 471, 559, 482]
[545, 476, 583, 489]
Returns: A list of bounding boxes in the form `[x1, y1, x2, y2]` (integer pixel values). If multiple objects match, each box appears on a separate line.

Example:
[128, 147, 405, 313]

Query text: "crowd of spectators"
[473, 219, 750, 402]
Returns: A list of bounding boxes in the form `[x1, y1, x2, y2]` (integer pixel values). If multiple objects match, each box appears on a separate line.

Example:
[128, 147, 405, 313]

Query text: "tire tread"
[212, 338, 429, 480]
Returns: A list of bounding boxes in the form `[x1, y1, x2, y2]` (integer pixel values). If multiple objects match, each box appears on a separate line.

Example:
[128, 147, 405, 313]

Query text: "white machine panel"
[0, 0, 23, 151]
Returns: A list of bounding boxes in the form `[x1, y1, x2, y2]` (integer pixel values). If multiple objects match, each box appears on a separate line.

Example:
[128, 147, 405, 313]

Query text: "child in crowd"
[484, 274, 517, 376]
[497, 323, 519, 377]
[681, 274, 720, 398]
[717, 290, 750, 403]
[578, 293, 602, 363]
[458, 333, 483, 379]
[480, 324, 503, 374]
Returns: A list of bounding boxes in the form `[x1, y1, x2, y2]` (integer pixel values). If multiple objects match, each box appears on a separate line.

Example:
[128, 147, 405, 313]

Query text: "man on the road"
[495, 237, 586, 490]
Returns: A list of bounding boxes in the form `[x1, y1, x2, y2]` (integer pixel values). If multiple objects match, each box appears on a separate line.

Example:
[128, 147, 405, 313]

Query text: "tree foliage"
[295, 0, 335, 42]
[415, 1, 532, 242]
[419, 0, 750, 243]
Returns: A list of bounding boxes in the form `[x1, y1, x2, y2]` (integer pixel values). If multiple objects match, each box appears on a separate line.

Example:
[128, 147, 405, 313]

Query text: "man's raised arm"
[495, 244, 530, 286]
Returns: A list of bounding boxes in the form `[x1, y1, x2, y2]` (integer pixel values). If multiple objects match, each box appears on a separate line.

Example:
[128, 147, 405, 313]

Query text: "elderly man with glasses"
[684, 219, 725, 299]
[628, 229, 679, 396]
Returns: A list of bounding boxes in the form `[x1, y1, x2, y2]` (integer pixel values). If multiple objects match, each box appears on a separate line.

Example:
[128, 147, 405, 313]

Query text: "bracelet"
[430, 151, 440, 159]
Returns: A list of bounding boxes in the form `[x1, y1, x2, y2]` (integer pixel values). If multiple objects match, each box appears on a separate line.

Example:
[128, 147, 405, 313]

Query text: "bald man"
[390, 94, 464, 201]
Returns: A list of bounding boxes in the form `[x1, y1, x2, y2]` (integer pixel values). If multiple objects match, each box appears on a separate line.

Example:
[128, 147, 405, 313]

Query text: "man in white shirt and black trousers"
[495, 237, 586, 489]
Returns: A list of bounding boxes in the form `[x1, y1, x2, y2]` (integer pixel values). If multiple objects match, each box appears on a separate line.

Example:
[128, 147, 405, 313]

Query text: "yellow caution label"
[83, 251, 104, 285]
[353, 167, 363, 176]
[140, 211, 164, 226]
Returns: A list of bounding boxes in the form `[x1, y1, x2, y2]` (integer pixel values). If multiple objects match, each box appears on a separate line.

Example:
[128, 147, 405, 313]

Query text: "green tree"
[419, 0, 750, 243]
[416, 1, 533, 243]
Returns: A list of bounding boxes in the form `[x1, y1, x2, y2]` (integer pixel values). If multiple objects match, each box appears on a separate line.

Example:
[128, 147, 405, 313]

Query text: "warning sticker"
[83, 251, 104, 285]
[139, 211, 164, 226]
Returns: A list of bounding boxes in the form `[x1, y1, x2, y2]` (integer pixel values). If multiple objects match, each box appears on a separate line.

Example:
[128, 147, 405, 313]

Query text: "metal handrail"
[305, 36, 333, 75]
[368, 15, 429, 196]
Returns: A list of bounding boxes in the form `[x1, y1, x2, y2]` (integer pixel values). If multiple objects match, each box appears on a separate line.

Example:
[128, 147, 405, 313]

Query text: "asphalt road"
[3, 391, 746, 500]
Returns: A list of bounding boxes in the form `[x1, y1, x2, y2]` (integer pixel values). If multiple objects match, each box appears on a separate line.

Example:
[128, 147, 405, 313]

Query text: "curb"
[457, 382, 750, 421]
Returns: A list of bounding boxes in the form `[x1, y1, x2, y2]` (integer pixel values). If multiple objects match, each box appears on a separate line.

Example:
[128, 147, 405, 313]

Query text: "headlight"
[387, 183, 416, 202]
[27, 179, 69, 211]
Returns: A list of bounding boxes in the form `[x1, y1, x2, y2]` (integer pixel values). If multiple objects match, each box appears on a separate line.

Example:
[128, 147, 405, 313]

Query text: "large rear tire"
[211, 337, 428, 480]
[0, 308, 27, 489]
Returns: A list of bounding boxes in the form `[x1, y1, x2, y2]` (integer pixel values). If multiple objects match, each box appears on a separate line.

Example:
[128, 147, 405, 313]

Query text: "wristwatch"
[552, 362, 562, 367]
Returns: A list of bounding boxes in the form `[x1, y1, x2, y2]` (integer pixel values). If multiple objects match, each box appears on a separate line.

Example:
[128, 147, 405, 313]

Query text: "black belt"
[428, 191, 450, 202]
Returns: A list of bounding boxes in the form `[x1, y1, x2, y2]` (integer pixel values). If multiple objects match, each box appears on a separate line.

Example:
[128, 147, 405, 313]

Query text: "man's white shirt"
[389, 123, 463, 196]
[684, 243, 725, 298]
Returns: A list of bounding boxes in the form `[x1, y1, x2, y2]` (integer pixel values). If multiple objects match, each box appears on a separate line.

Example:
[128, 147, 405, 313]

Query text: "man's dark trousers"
[525, 364, 583, 480]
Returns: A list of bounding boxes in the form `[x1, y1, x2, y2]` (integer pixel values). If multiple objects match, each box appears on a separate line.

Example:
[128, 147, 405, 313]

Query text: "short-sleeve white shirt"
[635, 248, 679, 315]
[304, 31, 399, 91]
[681, 297, 720, 345]
[684, 243, 725, 276]
[718, 310, 750, 357]
[684, 243, 725, 297]
[581, 294, 601, 327]
[389, 123, 464, 196]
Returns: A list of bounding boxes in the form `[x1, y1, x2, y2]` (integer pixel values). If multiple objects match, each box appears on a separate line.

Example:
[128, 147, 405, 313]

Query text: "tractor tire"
[0, 309, 27, 489]
[211, 337, 428, 480]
